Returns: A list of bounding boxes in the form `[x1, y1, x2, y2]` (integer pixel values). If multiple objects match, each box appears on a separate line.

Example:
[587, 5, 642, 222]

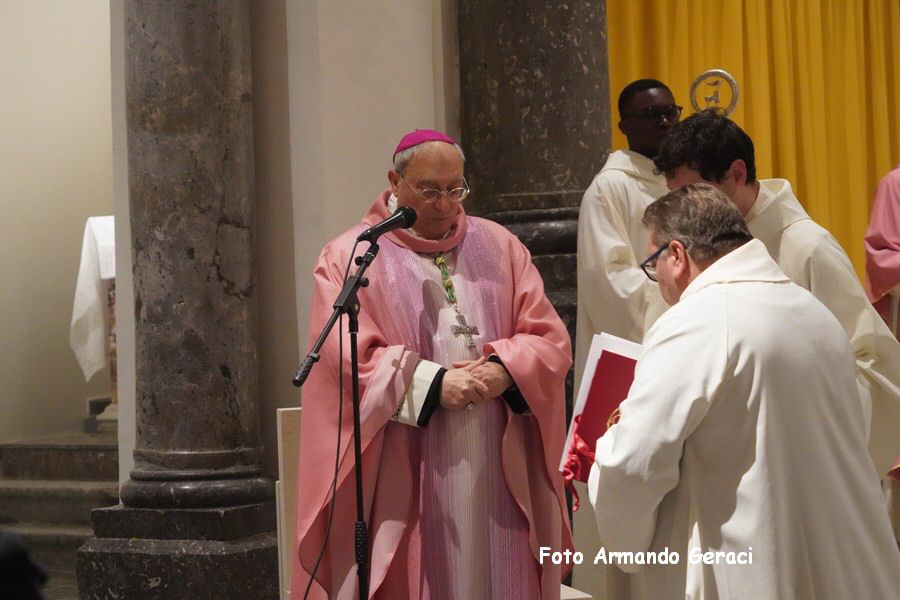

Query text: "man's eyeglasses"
[402, 177, 470, 205]
[640, 241, 674, 282]
[622, 104, 683, 122]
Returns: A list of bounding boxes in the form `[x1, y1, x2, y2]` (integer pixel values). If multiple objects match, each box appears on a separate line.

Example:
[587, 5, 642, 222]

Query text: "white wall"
[250, 0, 300, 477]
[0, 0, 114, 442]
[285, 0, 449, 375]
[110, 0, 135, 484]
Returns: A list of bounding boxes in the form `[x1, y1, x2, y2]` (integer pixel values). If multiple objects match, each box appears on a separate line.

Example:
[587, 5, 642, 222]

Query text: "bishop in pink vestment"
[866, 165, 900, 480]
[291, 131, 573, 599]
[866, 164, 900, 337]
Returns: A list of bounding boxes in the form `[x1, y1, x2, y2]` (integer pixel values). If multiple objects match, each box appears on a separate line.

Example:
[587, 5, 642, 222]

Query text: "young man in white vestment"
[654, 110, 900, 477]
[588, 183, 900, 599]
[575, 78, 680, 599]
[576, 78, 679, 354]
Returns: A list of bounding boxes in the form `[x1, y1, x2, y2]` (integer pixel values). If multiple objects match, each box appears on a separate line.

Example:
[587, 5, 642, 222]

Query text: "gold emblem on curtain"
[690, 68, 740, 116]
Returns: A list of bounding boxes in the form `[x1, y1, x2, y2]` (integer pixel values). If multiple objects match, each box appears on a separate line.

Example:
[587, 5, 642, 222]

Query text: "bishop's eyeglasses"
[402, 177, 470, 205]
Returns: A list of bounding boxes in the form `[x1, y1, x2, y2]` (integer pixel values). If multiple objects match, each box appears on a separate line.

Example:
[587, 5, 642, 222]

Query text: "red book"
[560, 334, 640, 508]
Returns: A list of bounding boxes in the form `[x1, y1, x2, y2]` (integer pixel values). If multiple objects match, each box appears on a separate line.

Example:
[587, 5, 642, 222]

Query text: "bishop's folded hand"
[454, 357, 513, 399]
[440, 367, 490, 410]
[468, 361, 513, 399]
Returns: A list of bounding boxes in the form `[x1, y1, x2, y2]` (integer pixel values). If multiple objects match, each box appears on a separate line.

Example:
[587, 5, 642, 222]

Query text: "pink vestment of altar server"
[866, 165, 900, 330]
[291, 191, 573, 599]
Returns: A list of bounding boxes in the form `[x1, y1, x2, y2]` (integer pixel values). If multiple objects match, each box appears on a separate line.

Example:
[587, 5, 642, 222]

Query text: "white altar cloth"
[69, 216, 115, 381]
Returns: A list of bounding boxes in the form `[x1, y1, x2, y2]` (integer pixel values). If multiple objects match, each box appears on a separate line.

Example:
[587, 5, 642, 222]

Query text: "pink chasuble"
[865, 165, 900, 335]
[291, 191, 573, 599]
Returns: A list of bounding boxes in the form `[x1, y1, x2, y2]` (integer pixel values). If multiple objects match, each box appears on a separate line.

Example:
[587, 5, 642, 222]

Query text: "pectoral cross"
[452, 313, 480, 348]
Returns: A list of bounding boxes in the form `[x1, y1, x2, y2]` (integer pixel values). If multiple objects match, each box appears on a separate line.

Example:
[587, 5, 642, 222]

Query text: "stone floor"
[43, 566, 80, 600]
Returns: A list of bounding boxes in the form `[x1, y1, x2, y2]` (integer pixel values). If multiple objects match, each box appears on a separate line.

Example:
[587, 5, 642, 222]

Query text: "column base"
[90, 502, 276, 540]
[76, 501, 277, 599]
[77, 532, 277, 600]
[120, 474, 275, 508]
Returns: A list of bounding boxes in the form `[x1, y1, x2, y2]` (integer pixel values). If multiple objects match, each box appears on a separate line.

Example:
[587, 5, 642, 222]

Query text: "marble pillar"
[77, 2, 276, 598]
[458, 0, 611, 377]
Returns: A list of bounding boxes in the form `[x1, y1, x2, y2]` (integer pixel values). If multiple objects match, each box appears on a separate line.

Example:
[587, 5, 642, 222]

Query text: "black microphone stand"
[293, 242, 379, 599]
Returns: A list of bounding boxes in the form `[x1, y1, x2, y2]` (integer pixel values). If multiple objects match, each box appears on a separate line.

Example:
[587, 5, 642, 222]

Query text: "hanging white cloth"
[69, 215, 115, 381]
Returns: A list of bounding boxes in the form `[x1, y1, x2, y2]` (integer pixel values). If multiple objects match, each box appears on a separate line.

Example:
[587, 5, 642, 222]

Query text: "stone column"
[458, 0, 611, 379]
[77, 2, 276, 598]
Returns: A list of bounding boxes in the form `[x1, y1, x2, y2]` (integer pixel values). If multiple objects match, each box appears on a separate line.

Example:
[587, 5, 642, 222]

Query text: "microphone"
[356, 206, 417, 243]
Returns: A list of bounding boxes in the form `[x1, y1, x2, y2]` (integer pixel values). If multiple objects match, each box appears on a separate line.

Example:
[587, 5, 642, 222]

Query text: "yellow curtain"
[607, 0, 900, 278]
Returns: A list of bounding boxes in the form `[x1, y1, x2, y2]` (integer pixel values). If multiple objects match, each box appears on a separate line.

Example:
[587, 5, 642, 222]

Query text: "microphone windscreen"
[398, 205, 417, 227]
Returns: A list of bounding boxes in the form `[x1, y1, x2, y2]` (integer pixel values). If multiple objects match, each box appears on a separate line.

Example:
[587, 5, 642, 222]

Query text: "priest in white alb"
[291, 130, 573, 599]
[656, 110, 900, 476]
[589, 183, 900, 599]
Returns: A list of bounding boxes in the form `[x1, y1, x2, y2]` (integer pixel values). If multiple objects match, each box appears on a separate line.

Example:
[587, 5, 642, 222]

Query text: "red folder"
[573, 351, 636, 452]
[561, 334, 639, 509]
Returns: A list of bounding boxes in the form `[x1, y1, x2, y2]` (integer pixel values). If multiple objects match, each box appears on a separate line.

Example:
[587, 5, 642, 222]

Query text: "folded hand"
[452, 356, 513, 400]
[440, 366, 489, 410]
